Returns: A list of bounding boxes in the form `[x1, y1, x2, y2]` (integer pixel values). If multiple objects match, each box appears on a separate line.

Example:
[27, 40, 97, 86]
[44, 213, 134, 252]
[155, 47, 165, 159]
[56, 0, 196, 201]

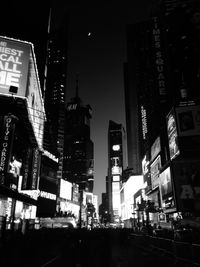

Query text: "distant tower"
[107, 120, 124, 223]
[63, 78, 94, 192]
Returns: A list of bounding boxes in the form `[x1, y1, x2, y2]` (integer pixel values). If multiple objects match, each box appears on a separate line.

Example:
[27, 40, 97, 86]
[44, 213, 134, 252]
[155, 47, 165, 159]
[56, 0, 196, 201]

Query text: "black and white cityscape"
[0, 1, 200, 266]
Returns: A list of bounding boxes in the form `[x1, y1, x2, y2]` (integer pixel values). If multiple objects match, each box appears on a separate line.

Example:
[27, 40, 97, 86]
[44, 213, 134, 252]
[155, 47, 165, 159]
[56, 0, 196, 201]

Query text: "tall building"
[124, 0, 200, 226]
[0, 36, 46, 231]
[63, 81, 94, 193]
[43, 9, 68, 183]
[107, 120, 124, 223]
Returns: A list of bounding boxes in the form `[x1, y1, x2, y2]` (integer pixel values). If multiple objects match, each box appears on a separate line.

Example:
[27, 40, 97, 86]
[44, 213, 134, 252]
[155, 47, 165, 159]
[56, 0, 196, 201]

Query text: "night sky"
[64, 1, 157, 202]
[1, 2, 156, 203]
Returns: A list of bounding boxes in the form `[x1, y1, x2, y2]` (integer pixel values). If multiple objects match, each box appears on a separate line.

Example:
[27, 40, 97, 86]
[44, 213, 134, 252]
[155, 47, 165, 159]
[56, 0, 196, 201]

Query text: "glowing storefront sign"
[21, 147, 32, 190]
[20, 189, 56, 201]
[0, 114, 15, 185]
[40, 190, 56, 200]
[30, 148, 40, 190]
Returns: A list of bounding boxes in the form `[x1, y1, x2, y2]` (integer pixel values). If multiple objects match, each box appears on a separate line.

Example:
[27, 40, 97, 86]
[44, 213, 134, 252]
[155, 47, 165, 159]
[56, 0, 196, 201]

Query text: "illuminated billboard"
[175, 105, 200, 137]
[112, 181, 121, 217]
[166, 109, 180, 160]
[0, 36, 29, 95]
[151, 137, 161, 162]
[0, 114, 16, 185]
[159, 166, 176, 213]
[0, 36, 45, 150]
[172, 159, 200, 215]
[60, 179, 72, 200]
[150, 155, 161, 190]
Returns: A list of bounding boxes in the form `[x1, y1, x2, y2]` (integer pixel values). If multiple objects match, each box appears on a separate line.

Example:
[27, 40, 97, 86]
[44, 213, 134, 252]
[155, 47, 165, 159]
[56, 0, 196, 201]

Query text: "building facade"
[124, 0, 200, 227]
[107, 120, 124, 223]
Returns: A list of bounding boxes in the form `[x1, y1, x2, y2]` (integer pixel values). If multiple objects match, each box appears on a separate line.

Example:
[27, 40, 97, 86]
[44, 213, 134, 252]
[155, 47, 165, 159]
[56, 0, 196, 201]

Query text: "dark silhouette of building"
[63, 80, 94, 193]
[43, 8, 68, 181]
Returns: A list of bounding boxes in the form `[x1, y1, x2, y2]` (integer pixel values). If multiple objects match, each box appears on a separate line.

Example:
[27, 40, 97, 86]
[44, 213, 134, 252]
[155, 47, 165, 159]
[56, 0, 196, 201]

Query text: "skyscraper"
[124, 0, 200, 224]
[43, 10, 68, 182]
[107, 120, 124, 223]
[63, 81, 94, 193]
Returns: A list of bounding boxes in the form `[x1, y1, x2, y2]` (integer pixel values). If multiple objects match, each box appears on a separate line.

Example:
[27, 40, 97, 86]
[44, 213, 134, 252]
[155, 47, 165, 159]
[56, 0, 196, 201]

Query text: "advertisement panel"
[175, 105, 200, 136]
[60, 179, 72, 200]
[151, 136, 161, 162]
[142, 154, 151, 192]
[8, 156, 22, 190]
[172, 159, 200, 215]
[72, 183, 79, 203]
[112, 181, 121, 214]
[150, 155, 161, 190]
[0, 36, 45, 150]
[166, 109, 180, 160]
[159, 166, 176, 212]
[0, 114, 16, 185]
[0, 36, 30, 96]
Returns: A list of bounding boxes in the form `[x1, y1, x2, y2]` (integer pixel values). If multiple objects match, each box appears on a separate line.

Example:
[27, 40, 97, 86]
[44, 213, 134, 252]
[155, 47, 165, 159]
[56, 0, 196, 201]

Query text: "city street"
[0, 228, 185, 267]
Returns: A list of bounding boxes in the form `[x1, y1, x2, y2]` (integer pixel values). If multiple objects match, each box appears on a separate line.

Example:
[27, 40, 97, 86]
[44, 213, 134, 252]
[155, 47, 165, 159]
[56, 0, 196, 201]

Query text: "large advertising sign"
[166, 109, 180, 160]
[0, 36, 29, 95]
[172, 160, 200, 215]
[151, 136, 161, 162]
[159, 166, 176, 212]
[0, 36, 45, 150]
[175, 105, 200, 137]
[150, 155, 161, 190]
[60, 179, 72, 200]
[72, 183, 79, 203]
[0, 114, 16, 185]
